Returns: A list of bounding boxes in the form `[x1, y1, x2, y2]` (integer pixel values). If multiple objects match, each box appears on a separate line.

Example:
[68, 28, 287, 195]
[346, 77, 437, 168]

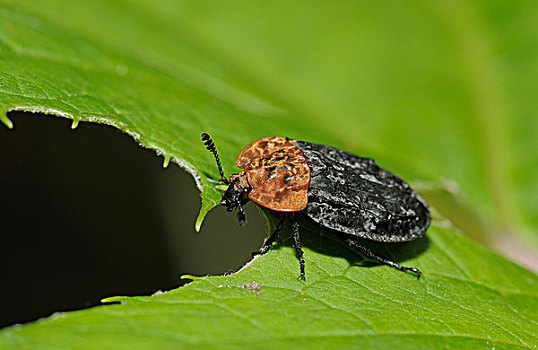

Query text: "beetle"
[201, 133, 431, 279]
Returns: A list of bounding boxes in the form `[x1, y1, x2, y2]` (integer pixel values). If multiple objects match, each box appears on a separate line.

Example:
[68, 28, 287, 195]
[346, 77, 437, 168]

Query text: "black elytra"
[201, 133, 431, 279]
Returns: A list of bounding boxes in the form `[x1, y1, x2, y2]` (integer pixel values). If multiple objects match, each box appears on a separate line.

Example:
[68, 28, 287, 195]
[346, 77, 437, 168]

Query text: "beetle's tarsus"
[405, 267, 422, 279]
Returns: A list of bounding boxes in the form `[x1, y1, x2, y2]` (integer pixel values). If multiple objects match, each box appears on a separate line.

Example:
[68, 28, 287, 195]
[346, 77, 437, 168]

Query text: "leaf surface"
[0, 1, 537, 349]
[1, 224, 537, 349]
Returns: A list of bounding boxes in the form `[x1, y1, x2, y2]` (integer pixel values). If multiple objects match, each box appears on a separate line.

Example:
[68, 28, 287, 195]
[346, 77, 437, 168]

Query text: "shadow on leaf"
[261, 208, 430, 275]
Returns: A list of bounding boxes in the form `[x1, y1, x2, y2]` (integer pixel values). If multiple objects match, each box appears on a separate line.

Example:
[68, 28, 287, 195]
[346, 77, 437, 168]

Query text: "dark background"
[0, 112, 266, 328]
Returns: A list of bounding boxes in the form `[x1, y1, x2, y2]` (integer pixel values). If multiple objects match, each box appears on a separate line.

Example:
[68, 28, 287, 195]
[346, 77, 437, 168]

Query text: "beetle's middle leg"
[344, 238, 422, 278]
[290, 215, 306, 280]
[252, 215, 285, 257]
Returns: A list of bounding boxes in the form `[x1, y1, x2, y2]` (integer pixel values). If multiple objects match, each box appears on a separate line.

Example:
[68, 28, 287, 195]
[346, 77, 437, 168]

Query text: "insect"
[201, 133, 431, 279]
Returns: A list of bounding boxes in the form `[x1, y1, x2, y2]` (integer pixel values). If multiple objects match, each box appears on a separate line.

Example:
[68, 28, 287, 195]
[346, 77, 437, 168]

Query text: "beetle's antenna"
[201, 133, 229, 185]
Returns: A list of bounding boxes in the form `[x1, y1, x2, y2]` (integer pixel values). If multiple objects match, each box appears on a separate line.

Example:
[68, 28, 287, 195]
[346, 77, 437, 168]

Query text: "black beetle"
[201, 133, 431, 279]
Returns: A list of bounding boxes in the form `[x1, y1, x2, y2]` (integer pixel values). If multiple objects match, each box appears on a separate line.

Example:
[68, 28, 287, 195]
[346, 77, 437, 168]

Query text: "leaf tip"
[180, 274, 205, 281]
[194, 214, 204, 232]
[101, 296, 128, 304]
[70, 117, 80, 129]
[195, 203, 214, 232]
[1, 113, 13, 129]
[162, 155, 171, 168]
[196, 187, 221, 232]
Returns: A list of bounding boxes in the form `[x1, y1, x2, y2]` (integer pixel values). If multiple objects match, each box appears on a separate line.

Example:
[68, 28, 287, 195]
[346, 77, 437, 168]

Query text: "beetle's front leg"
[252, 215, 284, 258]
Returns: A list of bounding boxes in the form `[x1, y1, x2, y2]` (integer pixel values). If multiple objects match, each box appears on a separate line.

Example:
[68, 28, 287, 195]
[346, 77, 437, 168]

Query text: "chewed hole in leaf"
[0, 112, 266, 328]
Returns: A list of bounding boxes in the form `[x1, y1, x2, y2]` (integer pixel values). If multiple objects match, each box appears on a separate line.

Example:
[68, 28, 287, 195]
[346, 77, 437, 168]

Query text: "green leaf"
[1, 0, 537, 348]
[1, 224, 537, 349]
[2, 0, 537, 241]
[0, 0, 309, 227]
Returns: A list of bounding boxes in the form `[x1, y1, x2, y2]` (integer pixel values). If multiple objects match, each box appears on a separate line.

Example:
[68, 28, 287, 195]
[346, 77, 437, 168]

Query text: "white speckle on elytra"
[363, 220, 375, 231]
[359, 173, 383, 184]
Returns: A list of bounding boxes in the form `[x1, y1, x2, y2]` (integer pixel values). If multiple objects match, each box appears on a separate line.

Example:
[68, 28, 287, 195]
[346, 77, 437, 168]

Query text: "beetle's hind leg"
[252, 215, 285, 258]
[344, 238, 422, 278]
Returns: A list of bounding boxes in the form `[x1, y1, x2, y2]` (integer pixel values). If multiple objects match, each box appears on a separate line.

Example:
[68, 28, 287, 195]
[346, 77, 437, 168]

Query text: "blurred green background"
[1, 0, 537, 328]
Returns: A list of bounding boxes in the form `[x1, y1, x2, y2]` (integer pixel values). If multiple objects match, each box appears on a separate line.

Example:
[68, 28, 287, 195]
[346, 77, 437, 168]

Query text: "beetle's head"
[220, 173, 251, 226]
[201, 133, 251, 226]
